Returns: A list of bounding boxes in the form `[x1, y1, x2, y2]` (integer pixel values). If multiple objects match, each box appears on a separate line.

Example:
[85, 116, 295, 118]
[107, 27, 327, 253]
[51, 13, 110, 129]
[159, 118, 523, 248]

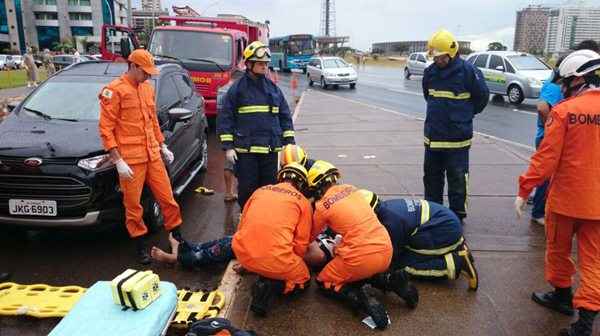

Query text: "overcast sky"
[134, 0, 597, 51]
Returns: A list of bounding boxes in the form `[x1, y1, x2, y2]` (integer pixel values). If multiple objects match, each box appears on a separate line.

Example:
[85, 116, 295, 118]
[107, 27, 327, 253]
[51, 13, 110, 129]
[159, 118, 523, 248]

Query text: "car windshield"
[323, 59, 350, 68]
[288, 38, 314, 55]
[20, 77, 155, 121]
[506, 55, 550, 71]
[150, 30, 233, 68]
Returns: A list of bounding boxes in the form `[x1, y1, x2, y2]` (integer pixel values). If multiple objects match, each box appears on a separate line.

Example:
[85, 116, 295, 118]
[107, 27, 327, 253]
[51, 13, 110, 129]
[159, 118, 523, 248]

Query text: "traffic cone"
[290, 72, 299, 103]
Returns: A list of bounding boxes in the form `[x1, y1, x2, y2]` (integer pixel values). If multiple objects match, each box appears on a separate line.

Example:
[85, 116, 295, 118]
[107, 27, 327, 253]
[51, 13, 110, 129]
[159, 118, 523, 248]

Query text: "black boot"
[170, 227, 184, 243]
[250, 277, 284, 317]
[531, 287, 574, 316]
[369, 269, 419, 309]
[0, 272, 10, 282]
[335, 284, 389, 330]
[559, 309, 597, 336]
[135, 236, 151, 265]
[456, 242, 478, 291]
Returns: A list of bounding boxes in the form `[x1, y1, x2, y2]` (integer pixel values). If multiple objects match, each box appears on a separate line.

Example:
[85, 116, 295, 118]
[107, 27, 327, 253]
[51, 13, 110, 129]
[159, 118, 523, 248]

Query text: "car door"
[156, 73, 185, 176]
[473, 54, 492, 91]
[306, 59, 316, 80]
[486, 54, 508, 94]
[415, 54, 428, 75]
[171, 71, 203, 171]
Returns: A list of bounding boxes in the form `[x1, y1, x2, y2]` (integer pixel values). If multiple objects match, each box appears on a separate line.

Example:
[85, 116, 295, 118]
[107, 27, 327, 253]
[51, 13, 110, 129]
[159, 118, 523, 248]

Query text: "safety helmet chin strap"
[563, 77, 589, 98]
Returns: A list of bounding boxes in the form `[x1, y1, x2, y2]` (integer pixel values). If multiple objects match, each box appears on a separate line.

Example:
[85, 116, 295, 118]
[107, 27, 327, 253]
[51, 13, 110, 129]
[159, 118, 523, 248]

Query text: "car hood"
[518, 70, 553, 82]
[0, 115, 103, 158]
[324, 67, 356, 75]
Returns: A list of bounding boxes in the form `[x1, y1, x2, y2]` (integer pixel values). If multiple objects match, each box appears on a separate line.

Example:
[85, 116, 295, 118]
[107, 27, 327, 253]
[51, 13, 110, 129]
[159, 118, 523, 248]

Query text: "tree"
[488, 42, 507, 51]
[52, 38, 74, 53]
[458, 46, 473, 56]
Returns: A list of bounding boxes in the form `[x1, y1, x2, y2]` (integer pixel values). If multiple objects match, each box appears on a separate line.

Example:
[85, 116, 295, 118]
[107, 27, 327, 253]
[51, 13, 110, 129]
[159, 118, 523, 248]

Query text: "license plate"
[9, 199, 57, 217]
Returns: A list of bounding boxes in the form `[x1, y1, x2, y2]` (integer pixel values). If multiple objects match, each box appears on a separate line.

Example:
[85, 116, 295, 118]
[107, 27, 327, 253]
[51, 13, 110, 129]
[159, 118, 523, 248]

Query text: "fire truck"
[101, 14, 270, 117]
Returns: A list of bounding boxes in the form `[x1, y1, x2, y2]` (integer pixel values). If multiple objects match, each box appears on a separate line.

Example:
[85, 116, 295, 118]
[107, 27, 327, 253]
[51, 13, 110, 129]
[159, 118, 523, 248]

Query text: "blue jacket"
[422, 57, 489, 150]
[217, 72, 295, 153]
[376, 199, 463, 258]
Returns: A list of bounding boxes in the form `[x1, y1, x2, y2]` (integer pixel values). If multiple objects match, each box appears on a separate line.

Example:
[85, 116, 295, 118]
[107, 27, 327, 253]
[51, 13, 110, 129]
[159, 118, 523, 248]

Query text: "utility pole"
[127, 0, 133, 28]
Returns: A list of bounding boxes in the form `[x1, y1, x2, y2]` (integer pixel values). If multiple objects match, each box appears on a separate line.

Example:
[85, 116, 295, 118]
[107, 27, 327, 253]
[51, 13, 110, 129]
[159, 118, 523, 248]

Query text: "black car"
[0, 61, 208, 230]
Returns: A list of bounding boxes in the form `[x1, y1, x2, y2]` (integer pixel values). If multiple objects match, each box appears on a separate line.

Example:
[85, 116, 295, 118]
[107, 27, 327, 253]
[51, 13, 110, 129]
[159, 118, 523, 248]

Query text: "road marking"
[314, 90, 535, 151]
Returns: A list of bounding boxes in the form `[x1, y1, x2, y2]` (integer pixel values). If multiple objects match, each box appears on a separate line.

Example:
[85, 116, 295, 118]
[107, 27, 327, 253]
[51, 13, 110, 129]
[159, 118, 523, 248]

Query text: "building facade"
[0, 0, 128, 54]
[371, 40, 471, 56]
[132, 8, 168, 31]
[513, 6, 551, 54]
[545, 6, 600, 54]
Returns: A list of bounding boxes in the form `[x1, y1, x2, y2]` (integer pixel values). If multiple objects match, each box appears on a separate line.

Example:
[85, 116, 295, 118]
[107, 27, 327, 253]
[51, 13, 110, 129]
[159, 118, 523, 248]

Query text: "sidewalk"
[226, 89, 577, 335]
[0, 85, 31, 99]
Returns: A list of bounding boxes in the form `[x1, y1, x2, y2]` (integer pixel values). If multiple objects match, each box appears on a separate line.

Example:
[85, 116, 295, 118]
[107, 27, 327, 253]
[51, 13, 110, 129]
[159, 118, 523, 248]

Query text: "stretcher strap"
[116, 271, 140, 308]
[126, 291, 139, 311]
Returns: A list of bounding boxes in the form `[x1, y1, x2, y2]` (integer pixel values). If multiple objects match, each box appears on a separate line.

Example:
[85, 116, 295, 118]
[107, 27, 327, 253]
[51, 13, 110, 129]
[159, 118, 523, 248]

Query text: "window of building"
[68, 0, 92, 5]
[0, 0, 8, 34]
[34, 0, 57, 5]
[34, 12, 58, 20]
[69, 12, 92, 21]
[71, 26, 93, 37]
[37, 26, 59, 50]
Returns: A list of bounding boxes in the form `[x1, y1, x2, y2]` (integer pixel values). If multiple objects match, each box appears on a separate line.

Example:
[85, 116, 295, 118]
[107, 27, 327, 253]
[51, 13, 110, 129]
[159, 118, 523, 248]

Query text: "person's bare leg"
[150, 246, 177, 264]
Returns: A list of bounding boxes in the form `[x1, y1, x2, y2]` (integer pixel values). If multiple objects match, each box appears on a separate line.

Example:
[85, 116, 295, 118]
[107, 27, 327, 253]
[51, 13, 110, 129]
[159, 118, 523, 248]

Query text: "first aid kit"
[111, 269, 160, 311]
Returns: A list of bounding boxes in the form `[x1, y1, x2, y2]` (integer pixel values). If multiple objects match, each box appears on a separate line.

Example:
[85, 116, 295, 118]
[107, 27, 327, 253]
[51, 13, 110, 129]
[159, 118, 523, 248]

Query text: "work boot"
[250, 277, 284, 317]
[0, 272, 10, 282]
[531, 287, 574, 316]
[337, 284, 389, 330]
[369, 269, 419, 309]
[457, 242, 479, 291]
[559, 309, 597, 336]
[135, 236, 151, 265]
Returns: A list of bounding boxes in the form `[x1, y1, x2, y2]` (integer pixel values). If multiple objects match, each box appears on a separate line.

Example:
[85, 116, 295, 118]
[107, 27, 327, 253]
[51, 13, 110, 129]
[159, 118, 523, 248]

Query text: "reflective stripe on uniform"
[424, 137, 472, 149]
[283, 130, 295, 138]
[403, 252, 456, 279]
[420, 200, 430, 224]
[465, 173, 469, 212]
[405, 236, 465, 256]
[237, 105, 279, 114]
[235, 146, 273, 154]
[220, 134, 234, 142]
[428, 89, 471, 100]
[445, 253, 457, 280]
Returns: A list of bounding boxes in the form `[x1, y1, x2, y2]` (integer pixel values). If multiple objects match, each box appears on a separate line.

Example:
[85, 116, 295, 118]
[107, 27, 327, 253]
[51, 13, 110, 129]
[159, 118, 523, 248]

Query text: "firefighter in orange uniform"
[232, 163, 313, 317]
[99, 49, 183, 265]
[516, 49, 600, 336]
[308, 160, 412, 330]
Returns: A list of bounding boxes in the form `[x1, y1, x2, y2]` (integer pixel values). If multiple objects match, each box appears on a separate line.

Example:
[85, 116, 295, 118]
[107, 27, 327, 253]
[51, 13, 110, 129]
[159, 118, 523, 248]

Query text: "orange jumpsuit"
[232, 182, 313, 293]
[519, 89, 600, 311]
[312, 184, 393, 291]
[99, 75, 182, 238]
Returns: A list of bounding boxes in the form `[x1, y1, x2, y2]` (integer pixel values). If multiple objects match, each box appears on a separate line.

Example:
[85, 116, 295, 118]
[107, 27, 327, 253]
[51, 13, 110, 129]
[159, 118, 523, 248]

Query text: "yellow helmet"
[307, 160, 340, 188]
[280, 144, 308, 167]
[357, 189, 379, 210]
[427, 29, 459, 58]
[243, 41, 271, 62]
[277, 162, 308, 187]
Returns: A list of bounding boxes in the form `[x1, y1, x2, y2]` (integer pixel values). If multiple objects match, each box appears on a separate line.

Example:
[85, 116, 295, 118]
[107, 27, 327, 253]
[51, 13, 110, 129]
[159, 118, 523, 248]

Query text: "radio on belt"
[111, 269, 161, 310]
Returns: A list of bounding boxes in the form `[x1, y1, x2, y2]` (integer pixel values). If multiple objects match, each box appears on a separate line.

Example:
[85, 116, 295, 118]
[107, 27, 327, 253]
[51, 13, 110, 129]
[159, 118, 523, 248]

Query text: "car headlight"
[77, 154, 114, 172]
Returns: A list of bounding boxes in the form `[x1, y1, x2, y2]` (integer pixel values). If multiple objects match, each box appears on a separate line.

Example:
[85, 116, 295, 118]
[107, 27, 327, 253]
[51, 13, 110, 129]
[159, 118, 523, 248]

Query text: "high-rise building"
[0, 0, 128, 54]
[513, 6, 551, 54]
[545, 6, 600, 54]
[141, 0, 161, 12]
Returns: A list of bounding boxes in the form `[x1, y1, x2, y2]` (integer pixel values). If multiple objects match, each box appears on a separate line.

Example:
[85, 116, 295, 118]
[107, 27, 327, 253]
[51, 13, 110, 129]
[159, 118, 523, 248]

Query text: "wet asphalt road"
[0, 66, 541, 335]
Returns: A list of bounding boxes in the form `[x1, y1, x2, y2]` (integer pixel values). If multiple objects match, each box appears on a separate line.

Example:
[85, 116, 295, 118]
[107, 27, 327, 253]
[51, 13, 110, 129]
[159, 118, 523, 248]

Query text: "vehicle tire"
[333, 84, 339, 90]
[308, 74, 314, 87]
[302, 68, 307, 74]
[142, 191, 164, 233]
[404, 67, 411, 80]
[321, 77, 328, 89]
[507, 85, 524, 105]
[350, 83, 356, 89]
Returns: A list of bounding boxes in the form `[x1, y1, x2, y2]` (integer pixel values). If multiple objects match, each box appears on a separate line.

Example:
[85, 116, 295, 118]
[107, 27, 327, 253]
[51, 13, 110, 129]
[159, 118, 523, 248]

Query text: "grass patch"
[0, 69, 49, 89]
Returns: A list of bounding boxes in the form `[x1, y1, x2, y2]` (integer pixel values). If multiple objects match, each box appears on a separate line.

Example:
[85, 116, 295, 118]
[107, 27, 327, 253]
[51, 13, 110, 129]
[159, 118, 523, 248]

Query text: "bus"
[269, 34, 316, 73]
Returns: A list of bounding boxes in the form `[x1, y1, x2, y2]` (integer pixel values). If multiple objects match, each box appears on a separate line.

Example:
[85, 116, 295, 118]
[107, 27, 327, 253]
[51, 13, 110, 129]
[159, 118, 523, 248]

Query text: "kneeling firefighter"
[217, 41, 296, 209]
[232, 163, 313, 316]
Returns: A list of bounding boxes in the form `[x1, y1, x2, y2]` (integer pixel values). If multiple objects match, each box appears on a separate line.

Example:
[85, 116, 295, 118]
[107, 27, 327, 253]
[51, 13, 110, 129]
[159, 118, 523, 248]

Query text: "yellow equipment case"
[111, 269, 160, 310]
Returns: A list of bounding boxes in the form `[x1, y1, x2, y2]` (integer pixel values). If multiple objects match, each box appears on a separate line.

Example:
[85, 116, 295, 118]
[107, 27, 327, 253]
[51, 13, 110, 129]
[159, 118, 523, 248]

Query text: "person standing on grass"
[23, 47, 38, 88]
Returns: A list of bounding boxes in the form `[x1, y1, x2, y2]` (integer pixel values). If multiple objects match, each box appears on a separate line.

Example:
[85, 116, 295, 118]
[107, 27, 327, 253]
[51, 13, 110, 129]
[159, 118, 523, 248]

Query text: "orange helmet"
[280, 144, 308, 167]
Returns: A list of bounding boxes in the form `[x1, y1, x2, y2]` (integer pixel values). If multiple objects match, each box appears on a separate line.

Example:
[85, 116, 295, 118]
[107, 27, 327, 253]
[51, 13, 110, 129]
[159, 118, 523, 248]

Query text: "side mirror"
[495, 65, 505, 72]
[168, 107, 193, 121]
[120, 38, 131, 60]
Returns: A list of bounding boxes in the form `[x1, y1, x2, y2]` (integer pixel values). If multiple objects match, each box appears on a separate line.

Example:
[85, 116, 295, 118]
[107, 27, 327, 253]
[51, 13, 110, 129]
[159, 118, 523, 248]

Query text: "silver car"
[466, 51, 552, 105]
[306, 56, 358, 89]
[405, 52, 432, 79]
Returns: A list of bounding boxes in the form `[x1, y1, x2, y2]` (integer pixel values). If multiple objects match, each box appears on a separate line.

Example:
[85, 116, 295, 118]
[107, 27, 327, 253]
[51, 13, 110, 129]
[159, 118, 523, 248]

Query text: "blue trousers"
[531, 137, 549, 219]
[235, 152, 278, 209]
[423, 148, 470, 219]
[178, 236, 234, 269]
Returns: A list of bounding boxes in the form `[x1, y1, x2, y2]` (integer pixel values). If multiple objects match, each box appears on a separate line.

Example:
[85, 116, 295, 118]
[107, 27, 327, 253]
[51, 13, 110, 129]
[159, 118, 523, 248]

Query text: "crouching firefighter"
[358, 190, 478, 291]
[232, 163, 313, 316]
[217, 41, 296, 209]
[307, 160, 417, 330]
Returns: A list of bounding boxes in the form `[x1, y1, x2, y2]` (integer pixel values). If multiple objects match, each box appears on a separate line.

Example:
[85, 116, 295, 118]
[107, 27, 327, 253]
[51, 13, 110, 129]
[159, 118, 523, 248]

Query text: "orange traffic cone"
[291, 72, 299, 101]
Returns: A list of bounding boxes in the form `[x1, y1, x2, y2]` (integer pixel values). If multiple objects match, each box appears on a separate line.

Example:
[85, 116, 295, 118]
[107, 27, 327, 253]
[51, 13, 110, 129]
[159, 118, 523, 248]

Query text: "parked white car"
[404, 52, 432, 79]
[306, 56, 357, 89]
[0, 55, 15, 70]
[11, 55, 22, 69]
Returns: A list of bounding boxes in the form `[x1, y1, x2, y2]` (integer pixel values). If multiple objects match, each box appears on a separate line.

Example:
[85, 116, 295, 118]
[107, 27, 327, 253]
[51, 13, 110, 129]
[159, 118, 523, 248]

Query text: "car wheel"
[507, 85, 524, 105]
[350, 83, 356, 89]
[308, 74, 314, 87]
[404, 67, 411, 80]
[143, 192, 164, 233]
[302, 68, 307, 74]
[320, 77, 328, 89]
[333, 84, 339, 90]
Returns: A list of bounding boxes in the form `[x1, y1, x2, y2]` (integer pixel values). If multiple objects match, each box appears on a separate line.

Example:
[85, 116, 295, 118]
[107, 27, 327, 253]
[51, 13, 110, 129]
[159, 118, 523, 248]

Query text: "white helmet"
[559, 49, 600, 79]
